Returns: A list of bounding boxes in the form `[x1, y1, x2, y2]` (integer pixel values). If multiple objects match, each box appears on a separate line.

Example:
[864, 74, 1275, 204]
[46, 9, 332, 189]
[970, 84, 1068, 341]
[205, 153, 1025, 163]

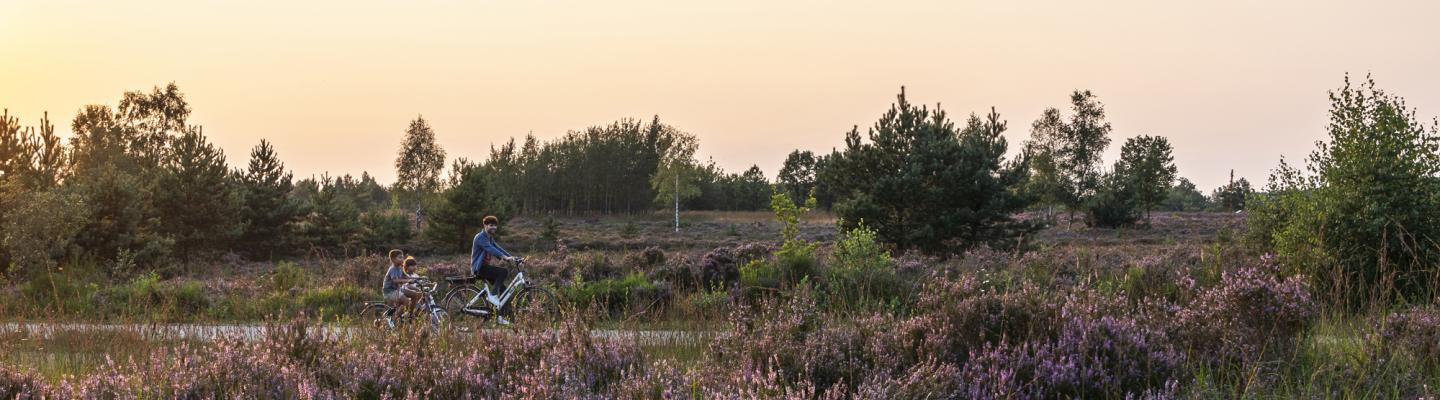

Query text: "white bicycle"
[441, 258, 560, 331]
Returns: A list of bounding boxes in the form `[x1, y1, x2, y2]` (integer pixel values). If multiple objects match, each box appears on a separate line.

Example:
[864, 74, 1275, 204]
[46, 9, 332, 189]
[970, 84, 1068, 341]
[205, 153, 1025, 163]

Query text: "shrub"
[299, 285, 370, 318]
[574, 252, 618, 281]
[270, 261, 308, 293]
[0, 364, 51, 399]
[358, 210, 412, 249]
[1378, 307, 1440, 365]
[960, 314, 1183, 400]
[1175, 259, 1317, 366]
[738, 259, 781, 290]
[893, 277, 1059, 367]
[623, 246, 665, 269]
[1248, 75, 1440, 306]
[569, 272, 668, 315]
[1087, 169, 1140, 228]
[825, 223, 903, 311]
[697, 246, 740, 287]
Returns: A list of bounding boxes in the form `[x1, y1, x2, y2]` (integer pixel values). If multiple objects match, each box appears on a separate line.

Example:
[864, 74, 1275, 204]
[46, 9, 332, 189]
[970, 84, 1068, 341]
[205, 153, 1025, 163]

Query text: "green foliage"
[297, 175, 363, 254]
[1162, 177, 1210, 211]
[540, 215, 562, 243]
[1027, 91, 1114, 216]
[776, 150, 817, 206]
[1211, 175, 1253, 212]
[271, 262, 308, 293]
[154, 128, 243, 258]
[621, 220, 639, 238]
[98, 272, 210, 318]
[483, 117, 685, 214]
[0, 109, 66, 191]
[770, 192, 819, 284]
[1247, 75, 1440, 305]
[359, 211, 412, 250]
[393, 115, 446, 209]
[568, 272, 662, 314]
[67, 165, 172, 270]
[236, 140, 303, 258]
[651, 131, 704, 209]
[1114, 135, 1177, 219]
[739, 259, 781, 290]
[1087, 169, 1141, 228]
[829, 88, 1035, 254]
[825, 223, 902, 311]
[1020, 107, 1071, 223]
[425, 161, 500, 252]
[1, 187, 88, 276]
[685, 160, 774, 211]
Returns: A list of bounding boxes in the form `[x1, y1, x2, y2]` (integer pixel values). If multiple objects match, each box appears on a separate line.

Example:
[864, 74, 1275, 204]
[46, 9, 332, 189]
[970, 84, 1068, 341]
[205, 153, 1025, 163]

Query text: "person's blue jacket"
[471, 230, 514, 275]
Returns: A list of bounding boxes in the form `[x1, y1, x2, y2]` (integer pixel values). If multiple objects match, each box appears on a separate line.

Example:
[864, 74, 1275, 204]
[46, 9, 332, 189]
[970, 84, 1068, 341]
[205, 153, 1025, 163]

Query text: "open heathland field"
[4, 211, 1439, 398]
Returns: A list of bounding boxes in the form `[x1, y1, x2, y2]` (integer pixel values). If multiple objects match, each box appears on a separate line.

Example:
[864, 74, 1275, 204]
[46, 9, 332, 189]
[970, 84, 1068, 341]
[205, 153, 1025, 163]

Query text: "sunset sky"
[3, 0, 1438, 190]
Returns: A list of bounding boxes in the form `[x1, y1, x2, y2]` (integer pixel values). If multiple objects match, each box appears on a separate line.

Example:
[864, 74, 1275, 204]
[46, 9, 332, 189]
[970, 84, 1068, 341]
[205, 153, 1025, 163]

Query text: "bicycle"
[358, 277, 449, 334]
[441, 258, 561, 331]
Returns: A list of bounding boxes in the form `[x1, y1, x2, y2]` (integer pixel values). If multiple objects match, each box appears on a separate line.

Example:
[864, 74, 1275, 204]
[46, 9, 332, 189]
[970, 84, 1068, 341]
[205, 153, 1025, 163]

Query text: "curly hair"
[483, 215, 499, 226]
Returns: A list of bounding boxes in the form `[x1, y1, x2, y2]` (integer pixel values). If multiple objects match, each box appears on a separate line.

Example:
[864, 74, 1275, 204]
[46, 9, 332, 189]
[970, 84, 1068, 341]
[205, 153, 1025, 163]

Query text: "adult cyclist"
[472, 215, 520, 324]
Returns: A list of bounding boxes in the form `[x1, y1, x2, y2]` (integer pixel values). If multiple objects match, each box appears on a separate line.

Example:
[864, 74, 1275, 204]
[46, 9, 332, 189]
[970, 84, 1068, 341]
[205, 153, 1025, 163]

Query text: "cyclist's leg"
[400, 286, 422, 317]
[489, 266, 511, 294]
[477, 265, 510, 294]
[383, 290, 404, 317]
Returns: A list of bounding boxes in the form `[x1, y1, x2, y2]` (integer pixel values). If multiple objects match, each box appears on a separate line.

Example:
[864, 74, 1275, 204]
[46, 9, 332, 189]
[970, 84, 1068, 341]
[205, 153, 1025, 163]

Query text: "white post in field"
[674, 170, 680, 233]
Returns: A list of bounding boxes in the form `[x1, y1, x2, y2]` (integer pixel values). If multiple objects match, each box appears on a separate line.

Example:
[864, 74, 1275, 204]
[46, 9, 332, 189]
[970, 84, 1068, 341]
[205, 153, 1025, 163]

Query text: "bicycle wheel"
[442, 286, 488, 332]
[511, 286, 561, 325]
[357, 303, 393, 330]
[428, 306, 449, 334]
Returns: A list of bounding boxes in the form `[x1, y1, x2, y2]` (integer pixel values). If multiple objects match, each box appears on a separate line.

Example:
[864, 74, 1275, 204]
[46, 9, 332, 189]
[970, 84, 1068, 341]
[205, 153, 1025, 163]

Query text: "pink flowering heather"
[1379, 307, 1440, 363]
[1174, 259, 1317, 366]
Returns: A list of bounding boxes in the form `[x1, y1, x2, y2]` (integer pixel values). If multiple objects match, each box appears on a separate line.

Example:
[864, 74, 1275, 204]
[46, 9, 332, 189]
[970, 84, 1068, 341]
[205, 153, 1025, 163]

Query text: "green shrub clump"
[1246, 75, 1440, 306]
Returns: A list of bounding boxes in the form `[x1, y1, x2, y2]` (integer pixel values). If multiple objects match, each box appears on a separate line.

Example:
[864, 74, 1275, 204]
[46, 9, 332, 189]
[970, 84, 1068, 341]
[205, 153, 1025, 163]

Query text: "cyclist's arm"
[479, 234, 515, 260]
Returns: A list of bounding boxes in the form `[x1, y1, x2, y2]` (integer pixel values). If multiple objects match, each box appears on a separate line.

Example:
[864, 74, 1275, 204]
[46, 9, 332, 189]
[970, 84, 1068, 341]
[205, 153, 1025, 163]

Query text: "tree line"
[1, 83, 1252, 277]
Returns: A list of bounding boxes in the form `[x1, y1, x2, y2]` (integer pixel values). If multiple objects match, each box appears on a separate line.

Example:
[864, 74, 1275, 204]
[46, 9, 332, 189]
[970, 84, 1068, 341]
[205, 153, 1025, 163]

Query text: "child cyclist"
[382, 250, 423, 318]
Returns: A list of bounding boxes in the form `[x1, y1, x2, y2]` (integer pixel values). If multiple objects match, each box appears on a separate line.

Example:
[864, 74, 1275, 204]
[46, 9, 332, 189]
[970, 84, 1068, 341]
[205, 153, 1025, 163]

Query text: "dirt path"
[0, 322, 714, 346]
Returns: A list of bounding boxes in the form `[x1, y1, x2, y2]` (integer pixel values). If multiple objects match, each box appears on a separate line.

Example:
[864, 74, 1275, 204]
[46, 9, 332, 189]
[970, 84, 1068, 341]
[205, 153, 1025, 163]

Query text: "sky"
[2, 0, 1439, 191]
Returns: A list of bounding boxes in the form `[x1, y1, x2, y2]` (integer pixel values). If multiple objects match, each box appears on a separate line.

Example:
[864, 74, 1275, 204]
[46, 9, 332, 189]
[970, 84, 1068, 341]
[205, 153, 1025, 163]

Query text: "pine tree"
[426, 162, 499, 252]
[155, 127, 242, 258]
[832, 88, 1035, 254]
[236, 139, 302, 259]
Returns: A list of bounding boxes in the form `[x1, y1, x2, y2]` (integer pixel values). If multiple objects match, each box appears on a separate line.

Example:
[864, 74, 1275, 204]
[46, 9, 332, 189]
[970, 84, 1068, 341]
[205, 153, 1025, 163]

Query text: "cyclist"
[472, 215, 519, 323]
[382, 250, 422, 318]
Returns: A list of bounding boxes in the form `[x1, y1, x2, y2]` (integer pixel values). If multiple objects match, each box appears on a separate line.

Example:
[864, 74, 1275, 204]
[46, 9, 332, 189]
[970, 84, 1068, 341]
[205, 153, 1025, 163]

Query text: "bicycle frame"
[462, 272, 529, 311]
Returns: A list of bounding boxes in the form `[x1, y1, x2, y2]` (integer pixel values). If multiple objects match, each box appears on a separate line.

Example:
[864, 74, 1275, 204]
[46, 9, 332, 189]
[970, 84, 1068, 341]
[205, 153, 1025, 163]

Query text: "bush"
[358, 210, 412, 250]
[738, 259, 781, 290]
[569, 272, 668, 314]
[697, 246, 740, 287]
[1087, 170, 1140, 228]
[299, 285, 369, 318]
[1174, 260, 1316, 366]
[960, 314, 1183, 399]
[0, 364, 51, 399]
[270, 261, 308, 293]
[95, 272, 211, 319]
[1378, 307, 1440, 365]
[623, 246, 665, 269]
[825, 223, 903, 311]
[893, 278, 1059, 367]
[1248, 75, 1440, 306]
[573, 252, 618, 281]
